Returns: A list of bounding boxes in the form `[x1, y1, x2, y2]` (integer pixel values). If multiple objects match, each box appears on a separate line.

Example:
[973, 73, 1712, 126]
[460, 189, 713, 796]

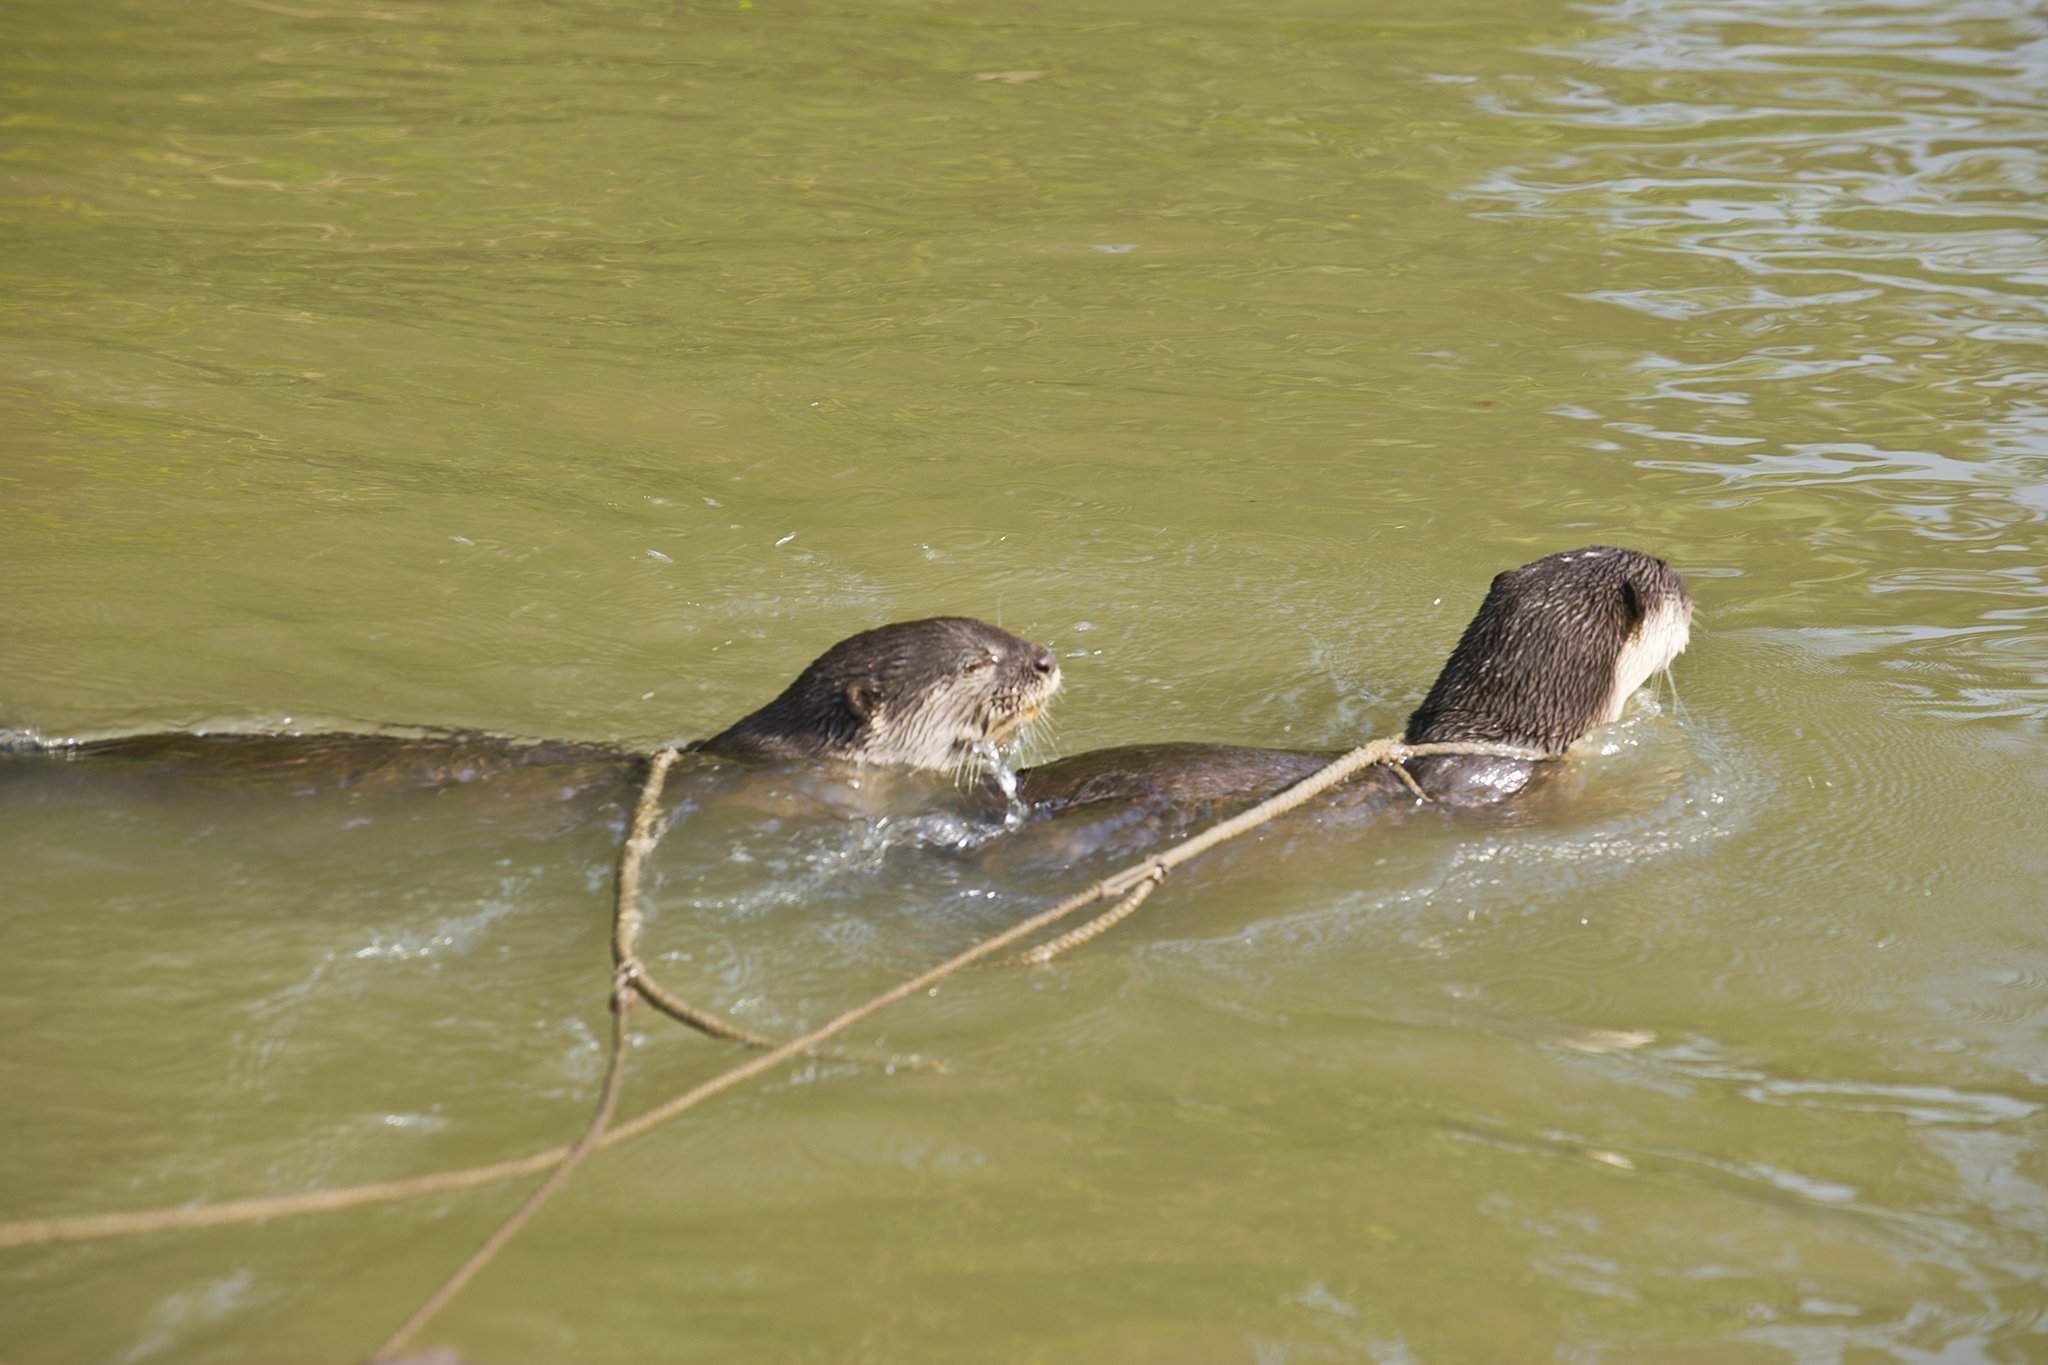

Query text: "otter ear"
[1620, 580, 1645, 630]
[844, 679, 882, 722]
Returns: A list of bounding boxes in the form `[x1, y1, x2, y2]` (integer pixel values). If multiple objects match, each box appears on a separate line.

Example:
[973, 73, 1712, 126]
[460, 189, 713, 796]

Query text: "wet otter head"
[1405, 546, 1692, 755]
[694, 617, 1062, 774]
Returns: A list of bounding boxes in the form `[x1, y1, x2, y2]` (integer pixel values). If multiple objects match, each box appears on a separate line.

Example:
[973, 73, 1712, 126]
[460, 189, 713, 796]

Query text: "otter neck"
[696, 691, 866, 763]
[1401, 708, 1575, 758]
[1396, 690, 1565, 806]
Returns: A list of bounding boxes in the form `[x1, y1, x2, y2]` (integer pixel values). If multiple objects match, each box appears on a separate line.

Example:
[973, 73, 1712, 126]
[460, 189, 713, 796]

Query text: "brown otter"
[692, 617, 1061, 773]
[1016, 547, 1692, 817]
[2, 617, 1062, 796]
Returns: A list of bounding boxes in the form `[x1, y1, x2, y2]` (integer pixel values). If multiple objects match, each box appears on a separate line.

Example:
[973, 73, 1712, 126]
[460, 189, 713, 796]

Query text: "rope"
[0, 736, 1548, 1259]
[1010, 738, 1534, 963]
[369, 748, 681, 1359]
[1020, 868, 1164, 965]
[608, 751, 939, 1069]
[596, 752, 835, 1055]
[373, 969, 636, 1361]
[630, 970, 939, 1073]
[375, 744, 937, 1354]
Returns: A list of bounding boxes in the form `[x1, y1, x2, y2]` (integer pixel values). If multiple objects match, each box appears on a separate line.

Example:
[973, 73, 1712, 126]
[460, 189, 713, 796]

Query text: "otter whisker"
[954, 742, 991, 791]
[1018, 708, 1061, 766]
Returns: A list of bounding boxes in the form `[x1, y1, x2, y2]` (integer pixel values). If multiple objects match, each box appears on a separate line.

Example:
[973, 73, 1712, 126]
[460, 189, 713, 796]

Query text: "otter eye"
[965, 652, 996, 673]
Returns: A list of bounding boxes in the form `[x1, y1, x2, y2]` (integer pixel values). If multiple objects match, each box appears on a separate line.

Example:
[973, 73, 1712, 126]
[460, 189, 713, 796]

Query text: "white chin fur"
[1600, 598, 1692, 724]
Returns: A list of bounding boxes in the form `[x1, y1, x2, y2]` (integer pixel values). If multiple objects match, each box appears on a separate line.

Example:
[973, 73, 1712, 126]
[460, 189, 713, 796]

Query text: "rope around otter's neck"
[0, 735, 1551, 1358]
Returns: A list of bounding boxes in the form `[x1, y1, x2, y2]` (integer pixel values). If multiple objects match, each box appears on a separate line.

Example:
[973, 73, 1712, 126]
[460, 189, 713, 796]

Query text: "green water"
[5, 0, 2046, 1359]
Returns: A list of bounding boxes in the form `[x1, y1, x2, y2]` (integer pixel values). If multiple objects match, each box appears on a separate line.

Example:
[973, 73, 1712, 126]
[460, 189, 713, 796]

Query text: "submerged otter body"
[3, 617, 1063, 803]
[1018, 547, 1692, 820]
[0, 728, 630, 798]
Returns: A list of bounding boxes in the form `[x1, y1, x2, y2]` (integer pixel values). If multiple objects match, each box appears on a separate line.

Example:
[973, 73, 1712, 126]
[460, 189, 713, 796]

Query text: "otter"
[2, 616, 1062, 796]
[692, 617, 1061, 772]
[1015, 547, 1692, 818]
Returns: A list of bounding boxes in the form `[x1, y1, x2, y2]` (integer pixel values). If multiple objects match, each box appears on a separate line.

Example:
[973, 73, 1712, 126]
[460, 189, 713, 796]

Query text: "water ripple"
[1467, 0, 2048, 733]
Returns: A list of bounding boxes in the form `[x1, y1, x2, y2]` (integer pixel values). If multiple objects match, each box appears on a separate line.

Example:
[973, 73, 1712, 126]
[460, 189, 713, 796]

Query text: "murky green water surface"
[5, 0, 2046, 1359]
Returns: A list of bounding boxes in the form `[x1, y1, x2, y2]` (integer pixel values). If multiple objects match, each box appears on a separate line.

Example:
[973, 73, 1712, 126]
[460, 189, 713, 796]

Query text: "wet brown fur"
[1017, 547, 1692, 816]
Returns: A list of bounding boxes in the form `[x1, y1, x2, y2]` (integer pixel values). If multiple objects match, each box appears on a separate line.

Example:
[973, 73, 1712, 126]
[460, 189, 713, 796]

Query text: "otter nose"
[1031, 646, 1058, 676]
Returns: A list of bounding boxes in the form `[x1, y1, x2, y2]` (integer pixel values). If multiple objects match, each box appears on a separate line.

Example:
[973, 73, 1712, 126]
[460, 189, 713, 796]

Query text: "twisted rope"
[370, 747, 681, 1359]
[0, 736, 1548, 1263]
